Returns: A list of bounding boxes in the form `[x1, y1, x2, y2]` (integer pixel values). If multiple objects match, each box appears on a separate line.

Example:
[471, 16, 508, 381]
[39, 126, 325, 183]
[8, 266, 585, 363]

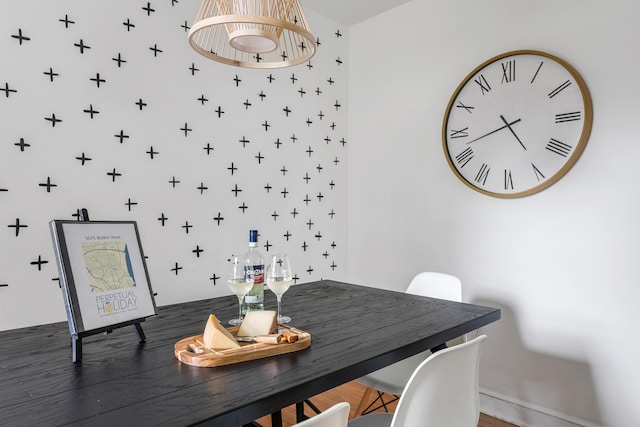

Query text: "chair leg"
[355, 386, 375, 416]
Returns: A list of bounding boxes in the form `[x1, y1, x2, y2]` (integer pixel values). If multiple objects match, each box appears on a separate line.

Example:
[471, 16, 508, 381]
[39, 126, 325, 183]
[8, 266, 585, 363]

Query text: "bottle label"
[244, 264, 264, 304]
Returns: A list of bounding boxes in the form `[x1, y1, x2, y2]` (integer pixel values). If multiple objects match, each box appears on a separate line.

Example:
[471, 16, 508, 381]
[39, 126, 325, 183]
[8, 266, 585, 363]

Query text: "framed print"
[50, 220, 157, 338]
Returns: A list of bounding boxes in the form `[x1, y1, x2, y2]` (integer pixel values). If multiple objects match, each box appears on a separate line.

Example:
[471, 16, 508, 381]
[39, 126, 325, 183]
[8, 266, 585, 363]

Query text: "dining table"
[0, 279, 500, 426]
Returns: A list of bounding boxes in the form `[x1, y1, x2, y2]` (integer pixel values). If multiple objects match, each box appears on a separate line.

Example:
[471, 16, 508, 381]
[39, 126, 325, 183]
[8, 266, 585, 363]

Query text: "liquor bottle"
[242, 229, 264, 313]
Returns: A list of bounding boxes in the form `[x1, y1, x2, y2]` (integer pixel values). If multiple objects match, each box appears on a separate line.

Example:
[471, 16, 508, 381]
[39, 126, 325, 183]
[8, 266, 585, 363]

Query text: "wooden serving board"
[174, 325, 311, 367]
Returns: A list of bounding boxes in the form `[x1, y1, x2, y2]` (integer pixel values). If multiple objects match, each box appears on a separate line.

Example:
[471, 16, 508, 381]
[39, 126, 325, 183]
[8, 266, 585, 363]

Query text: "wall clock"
[442, 50, 592, 198]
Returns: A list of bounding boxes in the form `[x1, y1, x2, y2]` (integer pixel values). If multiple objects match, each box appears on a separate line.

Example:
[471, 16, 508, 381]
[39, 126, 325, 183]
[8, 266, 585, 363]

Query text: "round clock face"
[442, 50, 592, 198]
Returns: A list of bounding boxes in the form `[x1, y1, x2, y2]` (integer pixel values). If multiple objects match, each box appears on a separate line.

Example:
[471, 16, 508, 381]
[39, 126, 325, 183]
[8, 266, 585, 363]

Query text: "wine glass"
[226, 255, 254, 326]
[265, 254, 293, 324]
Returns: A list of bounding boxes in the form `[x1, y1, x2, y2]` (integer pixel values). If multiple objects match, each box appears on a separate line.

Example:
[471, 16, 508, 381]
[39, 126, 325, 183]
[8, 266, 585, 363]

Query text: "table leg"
[271, 410, 283, 427]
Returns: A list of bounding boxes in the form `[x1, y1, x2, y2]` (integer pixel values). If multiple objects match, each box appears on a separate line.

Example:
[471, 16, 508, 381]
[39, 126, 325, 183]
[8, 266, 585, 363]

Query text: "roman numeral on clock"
[501, 60, 516, 83]
[456, 101, 474, 113]
[450, 127, 469, 138]
[504, 169, 514, 190]
[474, 74, 492, 95]
[475, 163, 490, 185]
[532, 163, 545, 181]
[455, 147, 474, 168]
[548, 80, 572, 98]
[555, 111, 581, 123]
[546, 138, 572, 157]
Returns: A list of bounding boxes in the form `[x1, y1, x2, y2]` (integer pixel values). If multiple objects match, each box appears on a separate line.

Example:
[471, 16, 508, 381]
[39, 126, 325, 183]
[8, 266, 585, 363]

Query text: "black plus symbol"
[334, 100, 342, 110]
[231, 184, 242, 197]
[74, 39, 91, 54]
[306, 118, 313, 127]
[264, 241, 272, 252]
[180, 123, 192, 136]
[210, 273, 220, 285]
[316, 87, 322, 96]
[239, 136, 250, 147]
[306, 219, 314, 230]
[14, 138, 30, 152]
[198, 95, 208, 105]
[280, 166, 288, 176]
[238, 202, 248, 213]
[76, 152, 92, 165]
[267, 74, 275, 83]
[192, 246, 204, 257]
[322, 251, 329, 259]
[264, 183, 272, 192]
[259, 91, 266, 101]
[90, 73, 105, 87]
[306, 265, 314, 274]
[244, 99, 252, 109]
[306, 61, 313, 70]
[329, 180, 336, 189]
[306, 146, 314, 157]
[125, 198, 138, 211]
[228, 162, 238, 175]
[271, 211, 279, 221]
[215, 106, 224, 117]
[303, 194, 311, 205]
[11, 29, 30, 45]
[283, 106, 291, 116]
[158, 213, 168, 226]
[290, 134, 298, 143]
[169, 176, 180, 187]
[44, 114, 62, 127]
[301, 242, 309, 252]
[328, 209, 336, 219]
[291, 208, 299, 218]
[1, 82, 17, 98]
[280, 51, 288, 61]
[149, 44, 163, 56]
[142, 2, 155, 15]
[83, 104, 99, 118]
[181, 21, 190, 32]
[318, 111, 325, 120]
[335, 30, 342, 38]
[340, 138, 347, 146]
[316, 164, 324, 173]
[113, 53, 127, 67]
[331, 122, 337, 130]
[182, 222, 193, 233]
[135, 98, 147, 110]
[281, 188, 289, 198]
[171, 262, 182, 275]
[107, 168, 122, 182]
[234, 74, 242, 86]
[331, 241, 337, 249]
[327, 77, 335, 85]
[284, 231, 292, 241]
[213, 213, 224, 225]
[59, 15, 75, 28]
[8, 218, 28, 237]
[315, 232, 322, 241]
[254, 53, 263, 63]
[303, 172, 311, 183]
[197, 183, 208, 194]
[123, 19, 135, 31]
[298, 88, 306, 97]
[43, 68, 59, 82]
[30, 255, 49, 271]
[335, 57, 343, 65]
[262, 120, 270, 131]
[330, 262, 337, 271]
[39, 177, 57, 192]
[324, 136, 331, 144]
[255, 152, 264, 164]
[274, 138, 282, 149]
[189, 63, 199, 75]
[290, 74, 298, 84]
[146, 146, 159, 159]
[114, 130, 129, 143]
[203, 143, 214, 155]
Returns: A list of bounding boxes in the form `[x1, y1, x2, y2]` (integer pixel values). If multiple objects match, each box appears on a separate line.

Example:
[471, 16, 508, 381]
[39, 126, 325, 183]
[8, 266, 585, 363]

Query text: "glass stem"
[237, 295, 244, 320]
[276, 295, 282, 322]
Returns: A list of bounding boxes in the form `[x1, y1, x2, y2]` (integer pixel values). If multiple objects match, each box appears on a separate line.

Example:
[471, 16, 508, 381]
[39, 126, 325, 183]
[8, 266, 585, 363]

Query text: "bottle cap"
[249, 230, 258, 244]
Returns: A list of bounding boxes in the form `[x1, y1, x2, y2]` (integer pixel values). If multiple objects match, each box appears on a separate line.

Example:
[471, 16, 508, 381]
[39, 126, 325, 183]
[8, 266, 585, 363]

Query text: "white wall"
[347, 0, 640, 426]
[0, 2, 348, 331]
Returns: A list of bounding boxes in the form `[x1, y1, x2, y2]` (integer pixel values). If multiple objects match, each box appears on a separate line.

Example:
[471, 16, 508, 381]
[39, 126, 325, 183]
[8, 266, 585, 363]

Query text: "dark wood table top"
[0, 280, 500, 426]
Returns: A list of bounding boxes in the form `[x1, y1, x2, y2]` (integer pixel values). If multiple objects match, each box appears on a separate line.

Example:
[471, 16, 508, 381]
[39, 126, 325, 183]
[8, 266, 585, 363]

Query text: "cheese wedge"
[237, 310, 277, 337]
[203, 314, 240, 350]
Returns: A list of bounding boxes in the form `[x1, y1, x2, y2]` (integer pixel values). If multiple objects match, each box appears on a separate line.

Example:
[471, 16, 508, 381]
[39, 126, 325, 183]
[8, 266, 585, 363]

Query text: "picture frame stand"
[51, 208, 157, 363]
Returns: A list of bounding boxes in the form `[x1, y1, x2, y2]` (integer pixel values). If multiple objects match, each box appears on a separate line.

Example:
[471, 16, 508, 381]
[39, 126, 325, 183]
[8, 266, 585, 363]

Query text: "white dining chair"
[292, 402, 351, 427]
[349, 335, 486, 427]
[355, 272, 464, 415]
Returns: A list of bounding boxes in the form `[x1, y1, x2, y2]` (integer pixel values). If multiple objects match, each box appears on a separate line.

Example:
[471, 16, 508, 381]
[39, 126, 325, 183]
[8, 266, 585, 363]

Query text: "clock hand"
[466, 117, 522, 144]
[500, 115, 526, 150]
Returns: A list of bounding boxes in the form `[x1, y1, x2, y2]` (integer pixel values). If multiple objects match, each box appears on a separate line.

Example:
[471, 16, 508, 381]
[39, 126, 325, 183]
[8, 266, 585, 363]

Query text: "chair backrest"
[390, 335, 486, 427]
[293, 402, 350, 427]
[406, 272, 462, 302]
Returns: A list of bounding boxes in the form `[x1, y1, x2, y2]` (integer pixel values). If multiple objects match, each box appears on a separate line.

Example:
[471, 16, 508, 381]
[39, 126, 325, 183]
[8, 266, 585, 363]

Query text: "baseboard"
[479, 388, 602, 427]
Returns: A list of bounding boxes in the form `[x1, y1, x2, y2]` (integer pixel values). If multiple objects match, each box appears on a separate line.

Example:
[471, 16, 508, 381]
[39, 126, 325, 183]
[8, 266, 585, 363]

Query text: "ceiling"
[300, 0, 412, 26]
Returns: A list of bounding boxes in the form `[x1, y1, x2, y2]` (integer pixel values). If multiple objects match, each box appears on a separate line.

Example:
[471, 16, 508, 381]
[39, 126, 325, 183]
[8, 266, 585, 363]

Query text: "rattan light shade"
[188, 0, 316, 68]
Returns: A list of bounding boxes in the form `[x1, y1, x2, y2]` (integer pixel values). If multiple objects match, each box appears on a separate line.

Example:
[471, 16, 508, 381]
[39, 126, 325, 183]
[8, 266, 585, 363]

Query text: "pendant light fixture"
[188, 0, 316, 69]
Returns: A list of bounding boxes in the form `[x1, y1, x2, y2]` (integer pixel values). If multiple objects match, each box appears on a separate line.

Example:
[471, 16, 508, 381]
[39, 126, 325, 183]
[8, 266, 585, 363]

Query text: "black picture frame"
[50, 220, 157, 360]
